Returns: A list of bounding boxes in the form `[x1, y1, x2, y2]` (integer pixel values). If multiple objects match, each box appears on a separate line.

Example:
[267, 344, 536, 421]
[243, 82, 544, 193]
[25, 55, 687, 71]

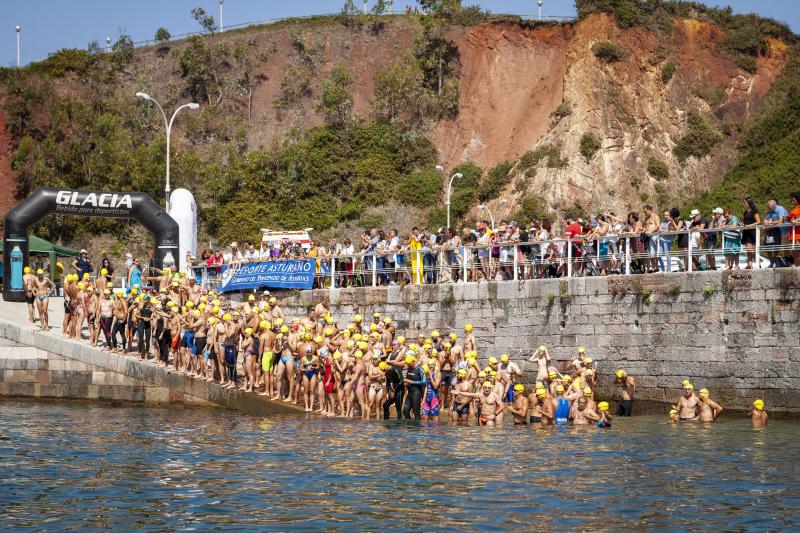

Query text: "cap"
[690, 209, 701, 217]
[536, 389, 547, 397]
[753, 399, 764, 410]
[80, 249, 87, 254]
[583, 387, 592, 396]
[699, 388, 709, 397]
[36, 268, 43, 274]
[457, 369, 467, 377]
[555, 384, 565, 394]
[597, 401, 609, 412]
[616, 370, 625, 379]
[464, 324, 473, 332]
[712, 207, 724, 214]
[578, 347, 586, 354]
[404, 355, 415, 364]
[500, 354, 509, 363]
[482, 381, 493, 389]
[488, 357, 498, 365]
[514, 384, 525, 393]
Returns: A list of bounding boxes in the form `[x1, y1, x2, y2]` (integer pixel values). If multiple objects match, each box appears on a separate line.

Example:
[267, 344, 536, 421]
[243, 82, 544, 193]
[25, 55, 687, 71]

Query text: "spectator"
[670, 208, 688, 272]
[722, 209, 741, 270]
[73, 249, 93, 280]
[763, 198, 788, 263]
[789, 192, 800, 266]
[688, 209, 707, 271]
[741, 197, 761, 269]
[225, 242, 243, 270]
[706, 208, 725, 270]
[128, 257, 143, 293]
[658, 210, 673, 273]
[643, 204, 660, 273]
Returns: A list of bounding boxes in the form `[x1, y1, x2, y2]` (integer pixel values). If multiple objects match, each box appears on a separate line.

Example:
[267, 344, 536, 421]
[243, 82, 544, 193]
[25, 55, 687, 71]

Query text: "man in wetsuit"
[402, 353, 426, 420]
[383, 352, 405, 419]
[553, 384, 571, 425]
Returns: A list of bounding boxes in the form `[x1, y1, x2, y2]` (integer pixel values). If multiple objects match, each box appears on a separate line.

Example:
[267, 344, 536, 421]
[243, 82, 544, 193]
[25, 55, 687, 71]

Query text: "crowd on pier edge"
[21, 267, 770, 427]
[181, 194, 800, 288]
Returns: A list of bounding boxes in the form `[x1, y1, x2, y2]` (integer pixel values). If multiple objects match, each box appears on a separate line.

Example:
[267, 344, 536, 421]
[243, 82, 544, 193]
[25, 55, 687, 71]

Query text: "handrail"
[183, 221, 798, 289]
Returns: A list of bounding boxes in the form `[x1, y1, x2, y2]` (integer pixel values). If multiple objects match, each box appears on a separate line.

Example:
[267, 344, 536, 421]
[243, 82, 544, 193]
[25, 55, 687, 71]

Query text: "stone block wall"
[281, 268, 800, 413]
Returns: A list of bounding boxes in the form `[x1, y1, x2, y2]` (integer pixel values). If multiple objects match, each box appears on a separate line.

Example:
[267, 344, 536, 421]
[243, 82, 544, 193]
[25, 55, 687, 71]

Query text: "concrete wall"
[282, 268, 800, 413]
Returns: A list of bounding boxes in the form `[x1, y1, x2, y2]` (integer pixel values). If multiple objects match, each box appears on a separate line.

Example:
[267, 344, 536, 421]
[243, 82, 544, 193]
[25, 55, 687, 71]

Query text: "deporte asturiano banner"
[220, 259, 315, 292]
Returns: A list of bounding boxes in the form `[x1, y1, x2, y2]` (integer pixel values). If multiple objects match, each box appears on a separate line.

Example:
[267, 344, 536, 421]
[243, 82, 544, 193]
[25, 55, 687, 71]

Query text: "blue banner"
[220, 259, 315, 292]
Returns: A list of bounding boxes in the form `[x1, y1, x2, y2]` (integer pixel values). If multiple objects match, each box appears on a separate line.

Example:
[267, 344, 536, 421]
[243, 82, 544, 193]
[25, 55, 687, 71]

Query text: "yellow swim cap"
[77, 282, 86, 290]
[314, 335, 323, 344]
[370, 324, 378, 332]
[280, 325, 289, 334]
[538, 345, 546, 351]
[166, 301, 175, 308]
[353, 333, 362, 341]
[468, 359, 478, 367]
[699, 388, 709, 397]
[536, 389, 547, 398]
[597, 401, 609, 412]
[478, 370, 487, 378]
[753, 399, 764, 410]
[36, 268, 44, 275]
[450, 332, 457, 340]
[669, 409, 678, 416]
[585, 369, 594, 376]
[323, 328, 333, 336]
[556, 384, 565, 394]
[383, 317, 391, 324]
[583, 387, 592, 396]
[583, 357, 593, 364]
[457, 369, 467, 377]
[404, 355, 415, 364]
[464, 324, 473, 332]
[275, 318, 284, 326]
[103, 289, 111, 295]
[358, 341, 368, 351]
[23, 266, 31, 274]
[260, 320, 271, 330]
[514, 384, 524, 393]
[200, 295, 208, 302]
[482, 381, 493, 389]
[578, 346, 586, 354]
[488, 357, 498, 365]
[354, 314, 362, 323]
[443, 342, 452, 349]
[245, 327, 253, 336]
[500, 354, 509, 363]
[354, 350, 364, 359]
[548, 371, 557, 378]
[333, 351, 341, 360]
[616, 370, 625, 379]
[223, 313, 232, 321]
[397, 336, 405, 344]
[431, 330, 440, 338]
[346, 340, 355, 349]
[379, 362, 388, 371]
[193, 310, 201, 317]
[684, 383, 694, 390]
[248, 294, 255, 302]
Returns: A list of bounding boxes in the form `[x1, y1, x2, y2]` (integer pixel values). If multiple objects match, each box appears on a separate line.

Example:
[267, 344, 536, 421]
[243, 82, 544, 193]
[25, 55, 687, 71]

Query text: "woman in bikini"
[241, 328, 257, 393]
[365, 357, 387, 420]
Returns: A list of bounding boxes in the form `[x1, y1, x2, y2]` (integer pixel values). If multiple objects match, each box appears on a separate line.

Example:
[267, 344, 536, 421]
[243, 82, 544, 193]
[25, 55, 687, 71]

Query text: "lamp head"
[538, 0, 543, 6]
[478, 204, 487, 210]
[135, 92, 151, 101]
[187, 103, 200, 110]
[304, 227, 314, 232]
[499, 199, 508, 205]
[435, 165, 444, 173]
[454, 173, 463, 179]
[106, 37, 111, 43]
[15, 26, 21, 32]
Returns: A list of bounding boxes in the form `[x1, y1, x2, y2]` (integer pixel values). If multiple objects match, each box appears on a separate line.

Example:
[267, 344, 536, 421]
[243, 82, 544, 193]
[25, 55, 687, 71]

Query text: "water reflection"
[1, 400, 798, 531]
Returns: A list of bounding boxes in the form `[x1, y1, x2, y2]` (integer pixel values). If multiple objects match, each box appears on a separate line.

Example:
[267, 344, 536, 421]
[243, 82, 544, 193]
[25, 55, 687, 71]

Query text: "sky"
[4, 0, 799, 66]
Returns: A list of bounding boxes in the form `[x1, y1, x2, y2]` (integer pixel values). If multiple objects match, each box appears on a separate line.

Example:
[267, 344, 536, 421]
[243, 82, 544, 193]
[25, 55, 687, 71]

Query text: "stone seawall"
[282, 268, 800, 413]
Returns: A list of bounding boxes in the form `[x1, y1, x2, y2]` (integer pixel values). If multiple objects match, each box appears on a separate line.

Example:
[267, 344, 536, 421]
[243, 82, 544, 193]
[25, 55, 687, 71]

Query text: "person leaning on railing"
[787, 192, 800, 267]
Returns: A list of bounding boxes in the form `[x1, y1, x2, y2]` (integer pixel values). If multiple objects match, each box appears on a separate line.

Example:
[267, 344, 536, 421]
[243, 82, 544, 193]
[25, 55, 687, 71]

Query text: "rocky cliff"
[0, 9, 792, 239]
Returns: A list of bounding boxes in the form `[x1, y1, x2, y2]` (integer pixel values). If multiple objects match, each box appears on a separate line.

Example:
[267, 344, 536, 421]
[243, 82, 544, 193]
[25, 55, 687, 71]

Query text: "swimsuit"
[422, 386, 440, 417]
[262, 351, 274, 372]
[555, 397, 570, 425]
[193, 336, 207, 356]
[453, 402, 469, 415]
[280, 354, 293, 365]
[183, 331, 195, 351]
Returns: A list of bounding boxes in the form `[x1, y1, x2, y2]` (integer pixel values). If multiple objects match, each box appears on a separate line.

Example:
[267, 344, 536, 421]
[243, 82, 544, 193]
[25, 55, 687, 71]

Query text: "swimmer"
[31, 269, 55, 331]
[596, 401, 611, 428]
[748, 399, 768, 428]
[677, 384, 699, 421]
[452, 381, 503, 426]
[23, 267, 38, 323]
[697, 388, 723, 421]
[509, 384, 529, 424]
[614, 370, 636, 416]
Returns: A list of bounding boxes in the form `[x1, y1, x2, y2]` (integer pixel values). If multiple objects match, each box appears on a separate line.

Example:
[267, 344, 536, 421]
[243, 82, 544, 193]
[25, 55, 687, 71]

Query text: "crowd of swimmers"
[23, 265, 769, 428]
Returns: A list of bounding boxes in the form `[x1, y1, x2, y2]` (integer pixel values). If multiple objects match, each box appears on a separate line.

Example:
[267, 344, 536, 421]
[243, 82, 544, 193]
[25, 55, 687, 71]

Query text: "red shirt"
[565, 222, 583, 239]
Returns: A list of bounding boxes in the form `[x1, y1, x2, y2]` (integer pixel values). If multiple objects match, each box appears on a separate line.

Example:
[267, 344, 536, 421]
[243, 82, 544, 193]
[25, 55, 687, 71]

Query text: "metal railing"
[183, 222, 798, 291]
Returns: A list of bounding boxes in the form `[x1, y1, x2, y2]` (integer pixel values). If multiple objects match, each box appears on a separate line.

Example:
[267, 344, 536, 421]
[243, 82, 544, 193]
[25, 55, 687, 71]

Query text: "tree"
[179, 36, 231, 105]
[111, 34, 135, 70]
[371, 0, 393, 15]
[191, 7, 217, 34]
[154, 27, 171, 43]
[318, 64, 354, 126]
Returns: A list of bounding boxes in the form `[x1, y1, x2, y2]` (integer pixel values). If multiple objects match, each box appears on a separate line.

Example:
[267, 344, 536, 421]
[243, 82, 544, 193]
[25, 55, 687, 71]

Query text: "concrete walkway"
[0, 297, 306, 416]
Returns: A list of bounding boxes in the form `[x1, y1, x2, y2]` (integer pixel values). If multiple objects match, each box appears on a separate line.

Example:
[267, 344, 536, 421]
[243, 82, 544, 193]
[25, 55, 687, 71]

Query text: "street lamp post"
[477, 199, 507, 231]
[219, 0, 224, 32]
[437, 165, 463, 230]
[135, 92, 200, 210]
[363, 0, 368, 14]
[106, 37, 111, 52]
[15, 26, 21, 67]
[538, 0, 543, 20]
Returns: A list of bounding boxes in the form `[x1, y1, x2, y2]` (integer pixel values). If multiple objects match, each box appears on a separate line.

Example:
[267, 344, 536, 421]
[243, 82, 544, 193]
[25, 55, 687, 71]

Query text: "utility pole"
[15, 26, 21, 67]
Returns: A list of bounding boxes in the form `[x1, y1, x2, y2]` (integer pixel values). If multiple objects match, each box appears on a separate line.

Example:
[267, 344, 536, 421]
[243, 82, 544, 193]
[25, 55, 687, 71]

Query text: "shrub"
[551, 102, 572, 119]
[693, 86, 726, 108]
[513, 194, 550, 223]
[29, 49, 96, 77]
[661, 62, 676, 83]
[673, 112, 723, 163]
[395, 169, 443, 205]
[647, 157, 669, 181]
[477, 161, 513, 202]
[592, 41, 627, 63]
[579, 133, 601, 162]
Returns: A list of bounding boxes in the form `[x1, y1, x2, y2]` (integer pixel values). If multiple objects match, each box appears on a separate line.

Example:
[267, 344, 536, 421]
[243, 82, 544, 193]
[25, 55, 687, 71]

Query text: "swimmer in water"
[509, 384, 529, 424]
[677, 384, 699, 421]
[748, 399, 768, 427]
[697, 388, 723, 422]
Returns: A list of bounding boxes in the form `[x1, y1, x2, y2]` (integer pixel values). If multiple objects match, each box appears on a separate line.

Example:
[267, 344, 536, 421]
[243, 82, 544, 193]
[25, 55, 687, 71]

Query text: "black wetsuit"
[383, 365, 404, 420]
[111, 318, 126, 350]
[137, 304, 152, 355]
[403, 365, 426, 420]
